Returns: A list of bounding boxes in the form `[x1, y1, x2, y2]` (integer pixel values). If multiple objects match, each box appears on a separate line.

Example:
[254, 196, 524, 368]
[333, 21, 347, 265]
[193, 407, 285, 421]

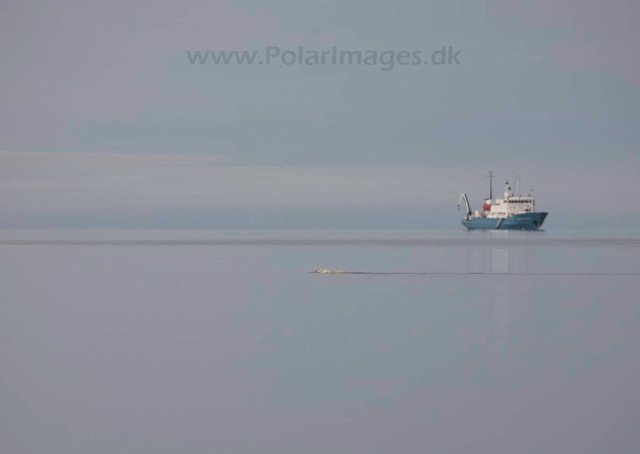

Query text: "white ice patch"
[313, 268, 348, 274]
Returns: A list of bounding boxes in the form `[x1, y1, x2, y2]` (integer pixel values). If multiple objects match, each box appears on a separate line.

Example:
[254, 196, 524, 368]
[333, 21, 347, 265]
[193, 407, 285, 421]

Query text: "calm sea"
[2, 229, 639, 453]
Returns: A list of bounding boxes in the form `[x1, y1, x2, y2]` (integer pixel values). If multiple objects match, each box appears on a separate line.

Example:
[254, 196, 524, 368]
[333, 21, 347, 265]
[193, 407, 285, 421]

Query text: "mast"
[486, 171, 495, 200]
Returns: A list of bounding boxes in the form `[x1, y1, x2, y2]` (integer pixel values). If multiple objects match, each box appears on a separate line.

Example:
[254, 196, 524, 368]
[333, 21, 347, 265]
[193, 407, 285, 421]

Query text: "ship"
[458, 172, 548, 230]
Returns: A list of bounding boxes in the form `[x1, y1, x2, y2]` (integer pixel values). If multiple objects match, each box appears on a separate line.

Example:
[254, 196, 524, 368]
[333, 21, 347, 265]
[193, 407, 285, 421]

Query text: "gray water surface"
[2, 230, 639, 453]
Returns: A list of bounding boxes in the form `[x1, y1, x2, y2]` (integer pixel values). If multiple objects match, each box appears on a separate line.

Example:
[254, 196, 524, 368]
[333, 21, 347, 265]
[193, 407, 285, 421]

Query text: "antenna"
[486, 171, 495, 200]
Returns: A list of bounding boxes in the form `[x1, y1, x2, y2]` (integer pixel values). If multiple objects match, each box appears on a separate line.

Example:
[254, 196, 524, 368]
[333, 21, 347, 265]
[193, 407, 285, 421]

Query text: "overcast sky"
[1, 0, 638, 228]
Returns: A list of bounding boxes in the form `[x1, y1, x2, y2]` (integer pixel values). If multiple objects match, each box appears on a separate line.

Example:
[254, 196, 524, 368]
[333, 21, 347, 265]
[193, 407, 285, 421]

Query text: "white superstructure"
[482, 180, 536, 219]
[461, 178, 537, 220]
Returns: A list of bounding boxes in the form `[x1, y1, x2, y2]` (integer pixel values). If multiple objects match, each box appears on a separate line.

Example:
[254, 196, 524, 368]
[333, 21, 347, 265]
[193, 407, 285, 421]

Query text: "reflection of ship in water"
[462, 240, 537, 275]
[489, 248, 511, 438]
[461, 242, 538, 443]
[455, 241, 543, 446]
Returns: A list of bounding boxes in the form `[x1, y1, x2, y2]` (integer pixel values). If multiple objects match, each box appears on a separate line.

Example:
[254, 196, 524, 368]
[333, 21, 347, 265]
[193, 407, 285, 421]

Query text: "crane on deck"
[458, 193, 472, 220]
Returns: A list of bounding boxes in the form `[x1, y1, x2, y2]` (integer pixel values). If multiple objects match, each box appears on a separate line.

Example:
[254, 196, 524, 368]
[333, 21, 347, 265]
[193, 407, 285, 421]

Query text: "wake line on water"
[312, 269, 640, 276]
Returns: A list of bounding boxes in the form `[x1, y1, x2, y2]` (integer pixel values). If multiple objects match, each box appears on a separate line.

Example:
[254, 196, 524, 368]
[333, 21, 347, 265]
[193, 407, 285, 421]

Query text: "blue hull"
[462, 212, 548, 230]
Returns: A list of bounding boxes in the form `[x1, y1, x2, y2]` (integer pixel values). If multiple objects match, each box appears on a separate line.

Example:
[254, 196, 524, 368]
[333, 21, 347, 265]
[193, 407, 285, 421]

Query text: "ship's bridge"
[484, 181, 536, 219]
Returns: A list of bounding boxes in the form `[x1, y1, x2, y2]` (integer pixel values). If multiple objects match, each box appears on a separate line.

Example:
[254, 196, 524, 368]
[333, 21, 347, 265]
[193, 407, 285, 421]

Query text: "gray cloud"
[0, 1, 638, 227]
[1, 152, 638, 228]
